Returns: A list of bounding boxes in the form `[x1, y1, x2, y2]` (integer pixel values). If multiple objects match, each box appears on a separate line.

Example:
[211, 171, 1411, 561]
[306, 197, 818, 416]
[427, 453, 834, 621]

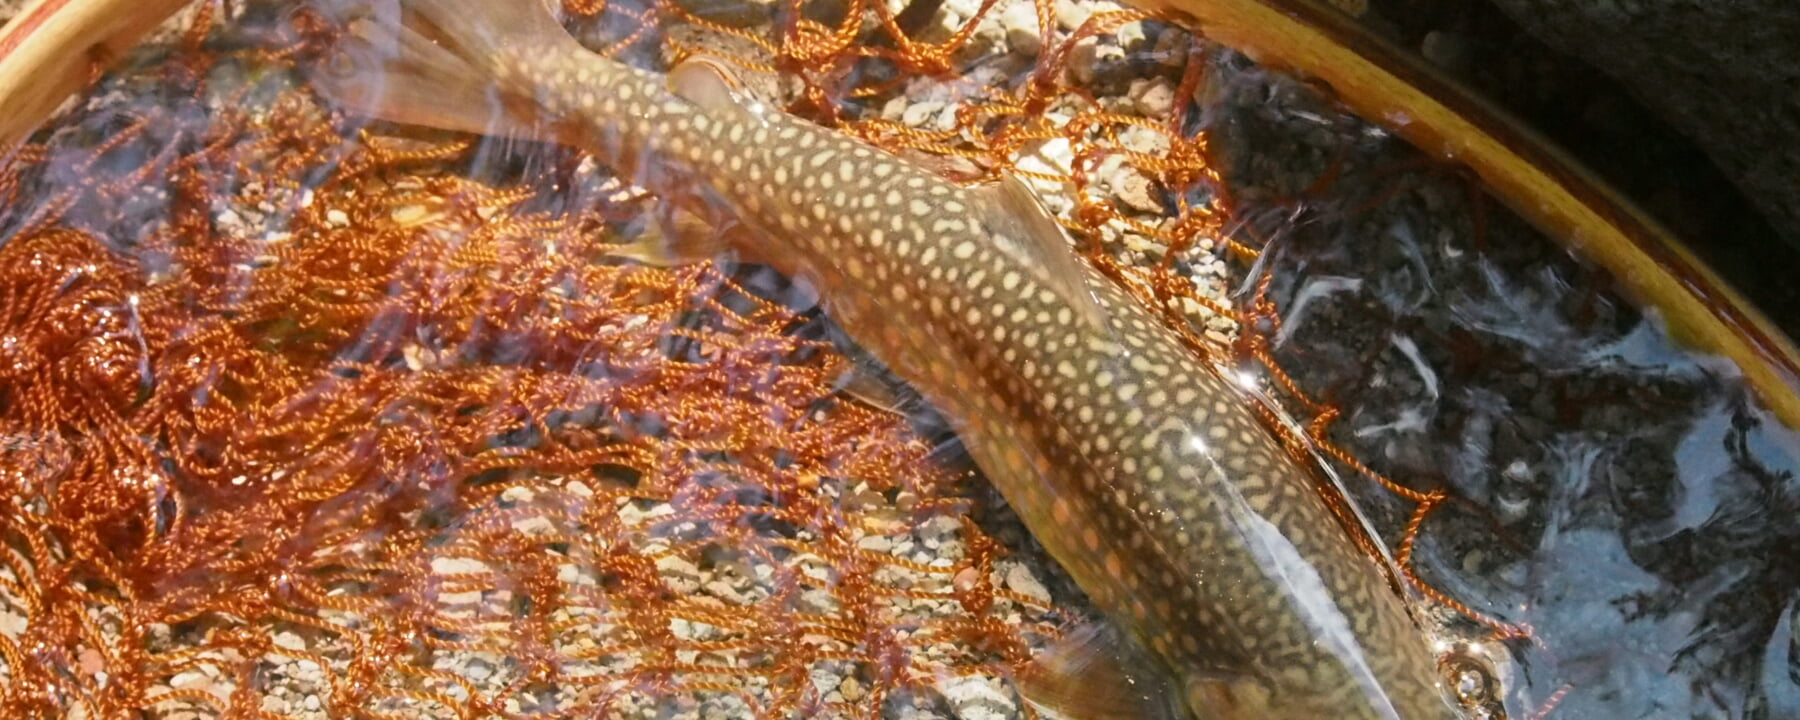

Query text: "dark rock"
[1482, 0, 1800, 250]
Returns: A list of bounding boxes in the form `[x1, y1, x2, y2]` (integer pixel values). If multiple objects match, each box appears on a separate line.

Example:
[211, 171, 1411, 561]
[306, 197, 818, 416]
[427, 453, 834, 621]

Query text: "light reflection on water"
[1255, 183, 1800, 718]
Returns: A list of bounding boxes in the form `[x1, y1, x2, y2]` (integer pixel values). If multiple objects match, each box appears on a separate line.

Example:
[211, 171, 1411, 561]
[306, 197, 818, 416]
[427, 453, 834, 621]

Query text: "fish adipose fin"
[310, 0, 581, 136]
[1014, 621, 1186, 720]
[977, 175, 1112, 334]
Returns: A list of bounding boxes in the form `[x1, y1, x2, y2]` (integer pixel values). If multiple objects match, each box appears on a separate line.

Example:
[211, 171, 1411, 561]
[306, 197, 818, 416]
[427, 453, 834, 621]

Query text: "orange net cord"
[0, 0, 1538, 717]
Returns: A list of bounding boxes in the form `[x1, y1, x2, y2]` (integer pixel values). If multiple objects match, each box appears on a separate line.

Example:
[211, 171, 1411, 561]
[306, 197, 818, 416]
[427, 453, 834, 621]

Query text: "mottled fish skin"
[375, 2, 1460, 718]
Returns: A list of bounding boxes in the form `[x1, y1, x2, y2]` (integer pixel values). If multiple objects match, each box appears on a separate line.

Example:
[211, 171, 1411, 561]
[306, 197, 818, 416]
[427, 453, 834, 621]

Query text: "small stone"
[1130, 77, 1177, 118]
[1151, 27, 1189, 67]
[303, 694, 321, 711]
[934, 104, 961, 132]
[431, 557, 488, 575]
[1001, 3, 1043, 56]
[1016, 137, 1074, 195]
[1119, 126, 1170, 156]
[1067, 37, 1100, 85]
[272, 631, 306, 652]
[942, 675, 1014, 720]
[170, 670, 208, 689]
[857, 534, 893, 553]
[511, 516, 556, 536]
[810, 667, 842, 695]
[1116, 20, 1148, 49]
[943, 0, 981, 19]
[1054, 0, 1091, 32]
[902, 101, 943, 128]
[881, 96, 909, 121]
[1114, 169, 1164, 214]
[1000, 561, 1051, 604]
[325, 208, 349, 228]
[839, 676, 865, 702]
[656, 555, 703, 593]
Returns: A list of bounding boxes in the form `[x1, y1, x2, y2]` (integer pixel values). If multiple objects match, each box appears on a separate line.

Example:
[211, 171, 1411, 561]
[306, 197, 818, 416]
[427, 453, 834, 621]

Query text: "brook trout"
[320, 1, 1459, 717]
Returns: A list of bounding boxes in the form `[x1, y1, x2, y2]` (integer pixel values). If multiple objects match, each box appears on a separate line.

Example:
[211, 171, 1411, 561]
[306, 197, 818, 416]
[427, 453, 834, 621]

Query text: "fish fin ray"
[606, 205, 731, 267]
[979, 175, 1112, 333]
[398, 0, 578, 73]
[1016, 621, 1184, 720]
[312, 19, 539, 138]
[313, 0, 579, 134]
[832, 364, 914, 416]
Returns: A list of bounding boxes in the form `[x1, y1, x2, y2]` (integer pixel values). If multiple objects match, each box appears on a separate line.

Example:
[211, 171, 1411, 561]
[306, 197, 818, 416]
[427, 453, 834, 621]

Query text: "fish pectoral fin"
[978, 174, 1112, 333]
[1015, 621, 1185, 720]
[667, 56, 753, 115]
[1182, 674, 1282, 720]
[605, 205, 732, 267]
[832, 364, 915, 416]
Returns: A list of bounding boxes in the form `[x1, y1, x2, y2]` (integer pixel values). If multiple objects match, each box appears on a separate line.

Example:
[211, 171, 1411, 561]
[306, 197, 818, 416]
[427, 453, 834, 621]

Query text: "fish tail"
[313, 0, 581, 137]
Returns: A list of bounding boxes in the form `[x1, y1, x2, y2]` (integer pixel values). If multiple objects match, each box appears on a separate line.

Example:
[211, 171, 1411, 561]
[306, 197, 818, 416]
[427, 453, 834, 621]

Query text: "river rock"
[1484, 0, 1800, 250]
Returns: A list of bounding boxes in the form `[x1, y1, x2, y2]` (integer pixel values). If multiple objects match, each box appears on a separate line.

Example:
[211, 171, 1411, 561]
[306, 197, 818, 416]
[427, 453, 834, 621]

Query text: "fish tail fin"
[312, 0, 580, 137]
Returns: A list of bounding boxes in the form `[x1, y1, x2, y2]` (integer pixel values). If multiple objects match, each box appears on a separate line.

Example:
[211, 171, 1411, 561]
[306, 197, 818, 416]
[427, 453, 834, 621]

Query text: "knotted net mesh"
[0, 0, 1535, 718]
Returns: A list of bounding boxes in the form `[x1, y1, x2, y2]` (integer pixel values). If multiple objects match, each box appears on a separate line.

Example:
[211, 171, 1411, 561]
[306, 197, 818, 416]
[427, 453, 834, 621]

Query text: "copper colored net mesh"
[0, 0, 1525, 717]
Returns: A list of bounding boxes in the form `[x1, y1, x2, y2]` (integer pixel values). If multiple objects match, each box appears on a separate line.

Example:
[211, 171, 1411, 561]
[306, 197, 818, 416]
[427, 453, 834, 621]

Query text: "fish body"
[327, 2, 1459, 717]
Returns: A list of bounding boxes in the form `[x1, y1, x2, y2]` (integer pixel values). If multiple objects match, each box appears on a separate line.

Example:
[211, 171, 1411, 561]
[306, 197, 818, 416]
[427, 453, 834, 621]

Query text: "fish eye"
[1438, 645, 1507, 718]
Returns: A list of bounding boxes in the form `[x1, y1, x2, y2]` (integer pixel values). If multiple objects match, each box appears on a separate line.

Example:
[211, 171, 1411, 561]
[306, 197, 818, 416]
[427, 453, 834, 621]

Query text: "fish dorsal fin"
[978, 174, 1111, 333]
[667, 56, 749, 115]
[1014, 621, 1185, 720]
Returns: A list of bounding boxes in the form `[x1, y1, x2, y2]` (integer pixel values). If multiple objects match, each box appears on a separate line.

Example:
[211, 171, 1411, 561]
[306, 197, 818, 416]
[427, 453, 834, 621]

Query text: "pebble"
[1054, 0, 1092, 32]
[1000, 561, 1051, 604]
[431, 557, 488, 575]
[839, 676, 865, 702]
[857, 534, 894, 552]
[656, 555, 703, 593]
[1015, 137, 1074, 195]
[941, 675, 1016, 720]
[272, 631, 306, 652]
[1001, 3, 1043, 55]
[1129, 77, 1177, 118]
[1119, 125, 1170, 155]
[1113, 168, 1164, 214]
[811, 667, 842, 695]
[1116, 20, 1148, 49]
[902, 101, 943, 129]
